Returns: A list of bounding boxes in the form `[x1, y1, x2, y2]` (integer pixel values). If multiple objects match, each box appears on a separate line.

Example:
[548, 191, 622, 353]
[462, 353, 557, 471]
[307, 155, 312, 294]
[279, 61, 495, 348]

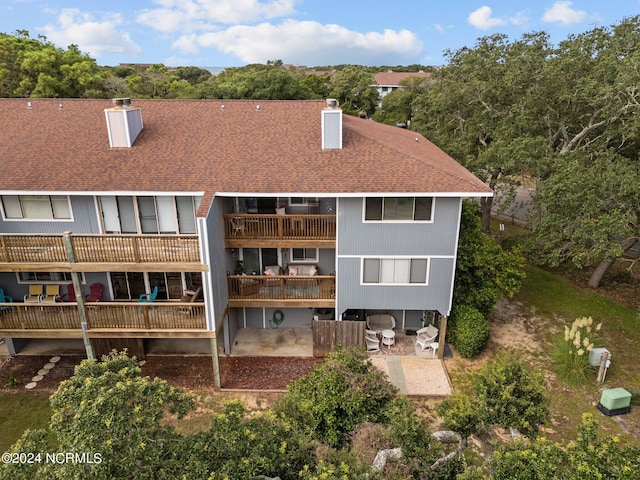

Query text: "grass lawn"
[516, 264, 639, 387]
[513, 264, 639, 444]
[0, 391, 53, 452]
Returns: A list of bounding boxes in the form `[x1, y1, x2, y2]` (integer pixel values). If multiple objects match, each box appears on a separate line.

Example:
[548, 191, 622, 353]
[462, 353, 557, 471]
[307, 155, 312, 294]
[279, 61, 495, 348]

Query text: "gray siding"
[338, 197, 461, 256]
[204, 197, 233, 331]
[337, 257, 454, 315]
[336, 197, 461, 316]
[0, 196, 101, 234]
[240, 307, 315, 329]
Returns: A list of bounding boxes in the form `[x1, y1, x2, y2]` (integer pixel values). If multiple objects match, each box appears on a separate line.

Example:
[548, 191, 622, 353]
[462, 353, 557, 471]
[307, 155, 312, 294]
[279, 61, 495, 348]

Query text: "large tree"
[0, 31, 107, 98]
[411, 17, 640, 287]
[527, 17, 640, 286]
[411, 32, 551, 231]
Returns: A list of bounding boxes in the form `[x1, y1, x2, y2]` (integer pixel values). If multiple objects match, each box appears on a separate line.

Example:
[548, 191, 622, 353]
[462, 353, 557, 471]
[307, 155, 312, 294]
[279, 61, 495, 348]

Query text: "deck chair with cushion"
[365, 329, 380, 353]
[24, 284, 43, 304]
[41, 285, 60, 303]
[138, 285, 159, 313]
[0, 288, 14, 312]
[415, 324, 439, 352]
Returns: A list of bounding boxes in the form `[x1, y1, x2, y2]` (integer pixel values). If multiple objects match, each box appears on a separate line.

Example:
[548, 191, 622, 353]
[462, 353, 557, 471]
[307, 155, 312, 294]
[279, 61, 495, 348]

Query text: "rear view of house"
[0, 97, 491, 384]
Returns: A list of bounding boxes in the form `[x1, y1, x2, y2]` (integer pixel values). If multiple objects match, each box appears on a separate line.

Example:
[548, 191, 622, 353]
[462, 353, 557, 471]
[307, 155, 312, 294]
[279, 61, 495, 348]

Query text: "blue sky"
[1, 1, 639, 67]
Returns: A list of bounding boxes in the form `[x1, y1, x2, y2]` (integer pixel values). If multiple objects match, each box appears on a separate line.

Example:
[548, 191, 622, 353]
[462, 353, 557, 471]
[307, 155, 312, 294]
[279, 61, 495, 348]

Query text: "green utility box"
[597, 388, 631, 416]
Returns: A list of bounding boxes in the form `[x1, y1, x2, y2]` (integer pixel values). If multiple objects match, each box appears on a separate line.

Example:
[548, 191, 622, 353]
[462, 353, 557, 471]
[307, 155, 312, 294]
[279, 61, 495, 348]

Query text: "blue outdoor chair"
[138, 285, 158, 313]
[0, 287, 14, 313]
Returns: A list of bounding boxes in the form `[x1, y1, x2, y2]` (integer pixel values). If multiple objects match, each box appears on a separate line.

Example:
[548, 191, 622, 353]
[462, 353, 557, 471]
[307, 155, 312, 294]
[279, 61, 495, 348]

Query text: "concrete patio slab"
[369, 356, 452, 397]
[231, 327, 313, 357]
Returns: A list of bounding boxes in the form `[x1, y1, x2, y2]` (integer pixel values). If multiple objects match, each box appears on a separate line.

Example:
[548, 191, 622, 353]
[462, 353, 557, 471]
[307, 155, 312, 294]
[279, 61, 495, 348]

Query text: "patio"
[230, 327, 452, 396]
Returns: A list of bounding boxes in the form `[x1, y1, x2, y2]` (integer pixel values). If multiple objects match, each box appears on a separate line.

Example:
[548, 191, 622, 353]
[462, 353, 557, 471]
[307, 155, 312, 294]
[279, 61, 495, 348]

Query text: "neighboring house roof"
[0, 98, 490, 206]
[373, 71, 431, 88]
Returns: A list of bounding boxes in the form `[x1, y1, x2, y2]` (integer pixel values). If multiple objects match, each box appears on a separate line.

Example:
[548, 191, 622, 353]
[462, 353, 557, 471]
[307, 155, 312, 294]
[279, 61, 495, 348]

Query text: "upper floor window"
[364, 197, 433, 222]
[363, 258, 429, 285]
[17, 271, 85, 284]
[289, 197, 318, 206]
[291, 248, 318, 262]
[99, 195, 202, 234]
[1, 195, 71, 221]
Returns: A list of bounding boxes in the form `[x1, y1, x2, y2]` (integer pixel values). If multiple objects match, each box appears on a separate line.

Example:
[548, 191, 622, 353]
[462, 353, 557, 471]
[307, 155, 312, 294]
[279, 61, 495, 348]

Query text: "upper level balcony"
[223, 214, 336, 248]
[0, 233, 206, 272]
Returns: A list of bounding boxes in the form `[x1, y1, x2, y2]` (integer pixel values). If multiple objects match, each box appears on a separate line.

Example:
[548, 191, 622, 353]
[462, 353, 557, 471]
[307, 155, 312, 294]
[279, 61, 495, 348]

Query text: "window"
[2, 195, 71, 220]
[99, 195, 202, 234]
[289, 197, 317, 206]
[364, 197, 433, 221]
[291, 248, 318, 262]
[362, 258, 429, 284]
[17, 272, 85, 284]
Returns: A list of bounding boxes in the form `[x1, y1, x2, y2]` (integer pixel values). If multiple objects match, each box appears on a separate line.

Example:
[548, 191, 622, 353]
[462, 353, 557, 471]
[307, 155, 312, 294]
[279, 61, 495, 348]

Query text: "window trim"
[361, 256, 430, 286]
[288, 197, 317, 206]
[290, 248, 319, 263]
[362, 197, 434, 223]
[1, 195, 73, 222]
[16, 272, 86, 285]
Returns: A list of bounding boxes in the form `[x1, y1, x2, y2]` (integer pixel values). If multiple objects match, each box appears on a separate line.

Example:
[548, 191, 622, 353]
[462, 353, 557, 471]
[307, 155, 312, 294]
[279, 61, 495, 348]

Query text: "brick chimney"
[104, 98, 143, 148]
[321, 98, 342, 150]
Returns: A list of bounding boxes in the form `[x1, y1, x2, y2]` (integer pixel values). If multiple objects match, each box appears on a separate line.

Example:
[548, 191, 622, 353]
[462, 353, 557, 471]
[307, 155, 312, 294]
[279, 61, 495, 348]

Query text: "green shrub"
[471, 350, 549, 438]
[550, 316, 601, 384]
[274, 347, 398, 448]
[451, 304, 490, 358]
[436, 393, 482, 438]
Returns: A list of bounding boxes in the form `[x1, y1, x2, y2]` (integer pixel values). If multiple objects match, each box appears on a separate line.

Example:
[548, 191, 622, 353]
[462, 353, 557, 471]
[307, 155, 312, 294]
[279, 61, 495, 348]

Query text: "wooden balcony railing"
[87, 302, 206, 330]
[0, 301, 206, 333]
[224, 214, 336, 241]
[0, 233, 201, 266]
[228, 275, 335, 301]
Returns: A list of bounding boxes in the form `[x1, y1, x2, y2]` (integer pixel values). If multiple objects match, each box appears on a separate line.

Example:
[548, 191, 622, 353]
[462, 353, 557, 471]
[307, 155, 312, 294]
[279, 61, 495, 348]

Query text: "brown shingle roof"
[373, 71, 431, 87]
[0, 98, 490, 200]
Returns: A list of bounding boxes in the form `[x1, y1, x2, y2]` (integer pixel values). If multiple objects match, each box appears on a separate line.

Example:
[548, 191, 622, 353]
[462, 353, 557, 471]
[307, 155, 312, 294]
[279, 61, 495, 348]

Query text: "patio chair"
[177, 287, 202, 315]
[365, 329, 380, 353]
[40, 284, 60, 303]
[86, 283, 103, 302]
[24, 284, 43, 304]
[0, 288, 14, 312]
[138, 285, 158, 313]
[415, 325, 439, 352]
[62, 284, 78, 302]
[231, 217, 246, 236]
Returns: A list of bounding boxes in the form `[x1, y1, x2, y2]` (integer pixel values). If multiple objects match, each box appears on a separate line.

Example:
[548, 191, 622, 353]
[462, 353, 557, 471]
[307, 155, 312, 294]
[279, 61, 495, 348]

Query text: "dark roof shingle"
[0, 98, 490, 200]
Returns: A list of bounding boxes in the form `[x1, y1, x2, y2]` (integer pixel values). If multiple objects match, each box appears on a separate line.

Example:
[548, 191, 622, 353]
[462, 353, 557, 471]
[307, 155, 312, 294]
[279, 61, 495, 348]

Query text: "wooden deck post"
[438, 315, 448, 360]
[63, 231, 94, 360]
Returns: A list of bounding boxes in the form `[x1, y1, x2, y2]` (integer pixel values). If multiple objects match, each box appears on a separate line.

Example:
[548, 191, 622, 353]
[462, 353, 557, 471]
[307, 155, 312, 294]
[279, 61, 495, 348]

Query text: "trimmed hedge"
[451, 304, 490, 358]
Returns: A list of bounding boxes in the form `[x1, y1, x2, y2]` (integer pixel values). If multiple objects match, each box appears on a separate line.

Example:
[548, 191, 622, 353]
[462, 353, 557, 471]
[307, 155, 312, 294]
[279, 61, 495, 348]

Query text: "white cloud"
[468, 6, 507, 30]
[137, 0, 298, 32]
[434, 24, 444, 33]
[40, 9, 141, 58]
[542, 1, 586, 25]
[174, 20, 423, 66]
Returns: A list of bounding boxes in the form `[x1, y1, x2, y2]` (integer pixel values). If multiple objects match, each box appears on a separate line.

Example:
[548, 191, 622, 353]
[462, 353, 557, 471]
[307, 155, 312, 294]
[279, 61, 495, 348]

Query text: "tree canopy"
[406, 16, 640, 286]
